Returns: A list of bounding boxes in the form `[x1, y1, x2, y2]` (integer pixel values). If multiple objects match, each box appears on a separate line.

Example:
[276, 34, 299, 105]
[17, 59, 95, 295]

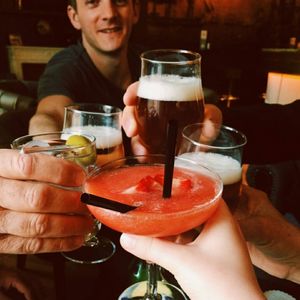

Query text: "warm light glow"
[265, 72, 300, 105]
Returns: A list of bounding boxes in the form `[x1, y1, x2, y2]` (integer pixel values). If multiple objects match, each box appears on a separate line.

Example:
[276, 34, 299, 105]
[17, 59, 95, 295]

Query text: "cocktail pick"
[81, 193, 137, 213]
[163, 120, 178, 198]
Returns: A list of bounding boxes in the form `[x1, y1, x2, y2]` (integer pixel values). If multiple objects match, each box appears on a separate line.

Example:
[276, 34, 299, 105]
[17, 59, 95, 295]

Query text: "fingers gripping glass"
[84, 154, 223, 300]
[11, 131, 115, 264]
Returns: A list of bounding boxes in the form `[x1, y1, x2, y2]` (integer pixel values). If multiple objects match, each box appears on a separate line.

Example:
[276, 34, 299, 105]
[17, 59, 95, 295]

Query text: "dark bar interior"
[0, 1, 299, 300]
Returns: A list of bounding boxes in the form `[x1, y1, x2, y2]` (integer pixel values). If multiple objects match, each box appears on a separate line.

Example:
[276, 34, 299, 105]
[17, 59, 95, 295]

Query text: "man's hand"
[0, 267, 43, 300]
[235, 184, 300, 284]
[122, 82, 223, 155]
[0, 149, 94, 254]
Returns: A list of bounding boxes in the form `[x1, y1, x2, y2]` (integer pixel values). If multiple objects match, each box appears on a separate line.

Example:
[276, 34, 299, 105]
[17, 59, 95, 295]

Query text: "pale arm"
[29, 95, 73, 134]
[120, 201, 265, 300]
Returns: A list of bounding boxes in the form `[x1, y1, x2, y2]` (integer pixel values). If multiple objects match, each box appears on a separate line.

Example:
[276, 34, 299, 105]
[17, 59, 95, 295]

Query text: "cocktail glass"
[84, 154, 223, 300]
[178, 122, 247, 212]
[136, 49, 205, 154]
[62, 103, 125, 263]
[11, 131, 114, 264]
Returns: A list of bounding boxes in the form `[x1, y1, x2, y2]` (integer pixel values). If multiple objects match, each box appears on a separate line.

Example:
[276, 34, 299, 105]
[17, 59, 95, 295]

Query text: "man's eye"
[114, 0, 128, 6]
[86, 0, 100, 7]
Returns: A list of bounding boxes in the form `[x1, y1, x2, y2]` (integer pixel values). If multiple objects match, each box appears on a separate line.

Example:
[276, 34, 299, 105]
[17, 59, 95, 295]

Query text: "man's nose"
[100, 0, 118, 21]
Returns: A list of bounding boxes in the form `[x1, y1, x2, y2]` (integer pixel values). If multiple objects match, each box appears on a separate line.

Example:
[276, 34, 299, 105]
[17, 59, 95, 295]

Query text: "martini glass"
[11, 131, 115, 264]
[83, 154, 223, 300]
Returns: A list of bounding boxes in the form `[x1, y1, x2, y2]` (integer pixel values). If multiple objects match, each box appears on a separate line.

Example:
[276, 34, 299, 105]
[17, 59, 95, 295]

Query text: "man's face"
[68, 0, 139, 54]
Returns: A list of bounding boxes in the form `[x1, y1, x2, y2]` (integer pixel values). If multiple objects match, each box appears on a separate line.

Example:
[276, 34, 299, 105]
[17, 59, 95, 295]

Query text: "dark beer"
[136, 74, 204, 153]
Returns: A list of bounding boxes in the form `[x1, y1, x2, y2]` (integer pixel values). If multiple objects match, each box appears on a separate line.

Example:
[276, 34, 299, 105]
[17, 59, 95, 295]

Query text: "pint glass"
[136, 49, 205, 154]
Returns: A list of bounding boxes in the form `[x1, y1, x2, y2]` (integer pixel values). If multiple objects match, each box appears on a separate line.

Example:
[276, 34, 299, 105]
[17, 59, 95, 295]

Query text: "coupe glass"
[178, 122, 247, 211]
[135, 49, 205, 154]
[62, 103, 125, 263]
[11, 132, 109, 264]
[84, 154, 223, 300]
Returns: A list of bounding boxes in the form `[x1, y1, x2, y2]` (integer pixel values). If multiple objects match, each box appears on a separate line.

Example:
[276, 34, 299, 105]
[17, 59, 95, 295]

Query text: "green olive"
[66, 135, 96, 167]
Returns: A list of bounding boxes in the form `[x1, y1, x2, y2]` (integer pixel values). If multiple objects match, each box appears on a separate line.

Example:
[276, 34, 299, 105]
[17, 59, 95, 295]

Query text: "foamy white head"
[178, 152, 242, 185]
[138, 74, 203, 101]
[62, 125, 122, 149]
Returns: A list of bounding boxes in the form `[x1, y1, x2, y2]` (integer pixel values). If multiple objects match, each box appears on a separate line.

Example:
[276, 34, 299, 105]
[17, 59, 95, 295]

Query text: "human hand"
[0, 149, 94, 254]
[234, 184, 300, 284]
[122, 82, 223, 154]
[120, 201, 265, 300]
[0, 267, 43, 300]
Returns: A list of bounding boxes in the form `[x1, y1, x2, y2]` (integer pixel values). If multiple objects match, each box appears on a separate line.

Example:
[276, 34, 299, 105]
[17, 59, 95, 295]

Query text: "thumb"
[120, 234, 185, 274]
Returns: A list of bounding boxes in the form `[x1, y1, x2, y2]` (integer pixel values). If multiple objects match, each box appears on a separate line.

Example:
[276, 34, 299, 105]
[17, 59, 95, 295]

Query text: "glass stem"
[144, 262, 161, 300]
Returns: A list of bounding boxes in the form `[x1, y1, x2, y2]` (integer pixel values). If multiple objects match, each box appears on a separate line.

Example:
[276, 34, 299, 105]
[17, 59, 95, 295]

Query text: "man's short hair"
[67, 0, 136, 10]
[68, 0, 77, 9]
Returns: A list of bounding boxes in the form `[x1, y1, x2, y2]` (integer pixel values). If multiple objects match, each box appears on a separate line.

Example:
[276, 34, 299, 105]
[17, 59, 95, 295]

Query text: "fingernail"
[120, 233, 137, 250]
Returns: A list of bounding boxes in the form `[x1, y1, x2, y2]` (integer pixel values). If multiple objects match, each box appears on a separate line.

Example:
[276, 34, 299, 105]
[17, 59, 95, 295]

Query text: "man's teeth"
[102, 28, 119, 33]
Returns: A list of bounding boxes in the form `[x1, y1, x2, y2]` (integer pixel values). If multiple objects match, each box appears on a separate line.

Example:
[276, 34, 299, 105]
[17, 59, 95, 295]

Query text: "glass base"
[118, 281, 188, 300]
[61, 236, 116, 264]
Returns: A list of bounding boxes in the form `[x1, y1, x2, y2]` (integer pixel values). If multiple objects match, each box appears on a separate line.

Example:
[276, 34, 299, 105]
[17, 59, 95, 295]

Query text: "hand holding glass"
[84, 155, 223, 299]
[135, 49, 205, 154]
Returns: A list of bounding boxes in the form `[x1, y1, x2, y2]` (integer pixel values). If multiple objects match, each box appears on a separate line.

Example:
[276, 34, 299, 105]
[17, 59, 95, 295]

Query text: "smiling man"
[29, 0, 140, 134]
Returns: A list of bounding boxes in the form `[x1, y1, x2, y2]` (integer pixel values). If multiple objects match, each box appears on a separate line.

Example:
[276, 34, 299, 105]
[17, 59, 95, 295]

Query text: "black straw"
[163, 120, 178, 198]
[81, 193, 137, 213]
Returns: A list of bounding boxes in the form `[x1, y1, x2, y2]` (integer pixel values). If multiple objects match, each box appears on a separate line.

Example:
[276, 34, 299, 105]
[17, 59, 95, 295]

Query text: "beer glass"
[63, 103, 124, 166]
[136, 49, 204, 154]
[62, 103, 125, 263]
[178, 122, 247, 211]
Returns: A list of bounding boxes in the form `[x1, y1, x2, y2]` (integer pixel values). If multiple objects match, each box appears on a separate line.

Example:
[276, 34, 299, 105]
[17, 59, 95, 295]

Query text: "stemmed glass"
[62, 103, 125, 263]
[83, 154, 223, 300]
[11, 132, 101, 264]
[177, 122, 247, 211]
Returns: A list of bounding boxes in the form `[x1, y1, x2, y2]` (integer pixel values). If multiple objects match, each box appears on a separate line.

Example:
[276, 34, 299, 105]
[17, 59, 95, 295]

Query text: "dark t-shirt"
[38, 41, 141, 110]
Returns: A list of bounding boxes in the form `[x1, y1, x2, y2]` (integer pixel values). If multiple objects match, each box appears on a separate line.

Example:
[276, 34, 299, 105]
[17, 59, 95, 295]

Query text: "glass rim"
[140, 49, 201, 65]
[64, 103, 122, 116]
[11, 131, 96, 151]
[182, 123, 247, 150]
[85, 154, 223, 212]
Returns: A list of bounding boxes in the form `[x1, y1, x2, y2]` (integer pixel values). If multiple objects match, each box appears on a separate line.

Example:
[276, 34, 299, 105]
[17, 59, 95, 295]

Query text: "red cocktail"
[85, 155, 223, 238]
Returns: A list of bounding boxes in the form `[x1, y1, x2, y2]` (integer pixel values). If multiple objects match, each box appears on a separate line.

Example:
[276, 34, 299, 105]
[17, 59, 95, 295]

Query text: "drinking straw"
[81, 193, 137, 213]
[163, 120, 178, 198]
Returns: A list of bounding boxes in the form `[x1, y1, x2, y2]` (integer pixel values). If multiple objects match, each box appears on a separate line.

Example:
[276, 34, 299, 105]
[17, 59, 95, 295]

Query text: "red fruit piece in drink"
[137, 174, 192, 193]
[136, 176, 159, 192]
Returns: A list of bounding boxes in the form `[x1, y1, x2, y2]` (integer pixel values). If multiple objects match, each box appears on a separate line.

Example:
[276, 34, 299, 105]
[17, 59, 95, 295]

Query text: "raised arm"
[29, 95, 73, 134]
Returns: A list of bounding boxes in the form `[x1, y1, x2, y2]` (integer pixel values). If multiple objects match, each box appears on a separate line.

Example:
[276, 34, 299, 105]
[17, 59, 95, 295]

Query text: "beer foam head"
[63, 125, 122, 149]
[138, 74, 203, 101]
[178, 152, 242, 185]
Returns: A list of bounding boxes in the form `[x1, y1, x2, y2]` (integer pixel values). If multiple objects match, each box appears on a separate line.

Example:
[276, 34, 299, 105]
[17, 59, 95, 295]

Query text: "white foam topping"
[178, 152, 242, 185]
[137, 74, 203, 101]
[62, 125, 122, 149]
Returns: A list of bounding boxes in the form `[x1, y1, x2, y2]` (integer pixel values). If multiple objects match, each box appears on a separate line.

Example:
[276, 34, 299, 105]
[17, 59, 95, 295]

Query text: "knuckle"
[15, 154, 35, 177]
[22, 238, 43, 253]
[25, 184, 49, 211]
[0, 211, 9, 234]
[30, 214, 49, 236]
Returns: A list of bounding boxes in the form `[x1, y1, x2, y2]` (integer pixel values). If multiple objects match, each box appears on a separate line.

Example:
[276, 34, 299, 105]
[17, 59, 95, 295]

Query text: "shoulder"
[46, 42, 86, 70]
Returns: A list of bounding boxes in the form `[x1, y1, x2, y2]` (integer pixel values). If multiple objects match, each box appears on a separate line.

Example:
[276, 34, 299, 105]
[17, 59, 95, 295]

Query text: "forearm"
[29, 113, 62, 134]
